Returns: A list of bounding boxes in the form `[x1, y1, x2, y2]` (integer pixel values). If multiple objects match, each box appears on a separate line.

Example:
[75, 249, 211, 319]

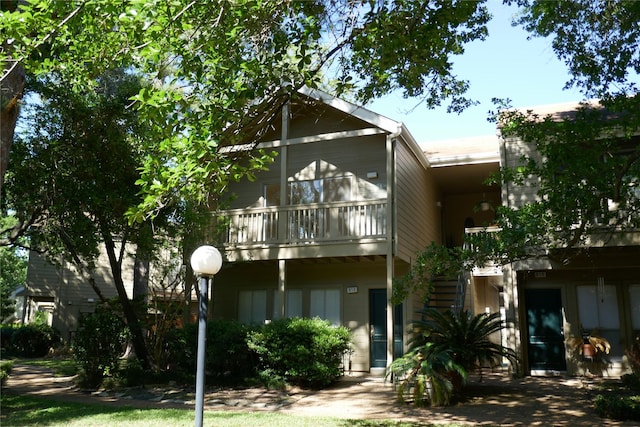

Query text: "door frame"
[369, 289, 387, 369]
[523, 287, 568, 375]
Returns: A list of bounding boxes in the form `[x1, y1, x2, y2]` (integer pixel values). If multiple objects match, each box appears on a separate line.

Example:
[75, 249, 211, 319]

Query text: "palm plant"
[388, 341, 465, 406]
[410, 308, 519, 381]
[388, 308, 518, 406]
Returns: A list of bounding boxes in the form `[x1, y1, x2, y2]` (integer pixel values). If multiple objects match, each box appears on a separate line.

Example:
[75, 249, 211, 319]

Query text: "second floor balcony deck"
[464, 225, 504, 276]
[217, 199, 388, 258]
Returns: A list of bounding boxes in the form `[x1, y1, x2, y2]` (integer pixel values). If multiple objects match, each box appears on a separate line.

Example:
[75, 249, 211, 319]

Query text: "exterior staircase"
[428, 270, 469, 312]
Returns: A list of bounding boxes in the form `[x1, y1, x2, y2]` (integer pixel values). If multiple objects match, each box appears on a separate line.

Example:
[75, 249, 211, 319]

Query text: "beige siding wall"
[213, 260, 388, 372]
[258, 99, 378, 142]
[287, 136, 387, 193]
[225, 148, 282, 209]
[502, 135, 541, 209]
[395, 138, 440, 263]
[26, 245, 136, 341]
[288, 103, 372, 138]
[226, 135, 388, 209]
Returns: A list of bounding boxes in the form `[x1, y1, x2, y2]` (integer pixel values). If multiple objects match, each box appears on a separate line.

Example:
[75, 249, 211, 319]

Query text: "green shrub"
[0, 324, 17, 353]
[594, 394, 640, 421]
[72, 306, 128, 388]
[247, 317, 351, 388]
[116, 358, 147, 387]
[622, 373, 640, 391]
[9, 324, 61, 357]
[166, 319, 255, 385]
[0, 360, 13, 386]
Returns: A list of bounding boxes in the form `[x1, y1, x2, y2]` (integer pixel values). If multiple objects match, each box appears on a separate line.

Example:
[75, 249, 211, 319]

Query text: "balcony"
[218, 199, 388, 249]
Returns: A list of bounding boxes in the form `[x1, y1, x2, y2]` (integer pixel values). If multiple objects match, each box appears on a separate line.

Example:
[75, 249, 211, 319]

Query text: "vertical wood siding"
[502, 136, 542, 209]
[395, 138, 440, 263]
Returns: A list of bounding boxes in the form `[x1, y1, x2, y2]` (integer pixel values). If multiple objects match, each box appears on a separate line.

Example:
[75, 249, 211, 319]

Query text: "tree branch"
[0, 1, 87, 84]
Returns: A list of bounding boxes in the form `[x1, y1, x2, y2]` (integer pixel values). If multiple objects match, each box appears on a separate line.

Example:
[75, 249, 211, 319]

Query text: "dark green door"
[525, 288, 567, 372]
[370, 289, 387, 368]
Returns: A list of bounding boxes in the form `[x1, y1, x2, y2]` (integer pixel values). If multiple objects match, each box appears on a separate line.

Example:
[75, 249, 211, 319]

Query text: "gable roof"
[298, 87, 427, 169]
[298, 86, 402, 135]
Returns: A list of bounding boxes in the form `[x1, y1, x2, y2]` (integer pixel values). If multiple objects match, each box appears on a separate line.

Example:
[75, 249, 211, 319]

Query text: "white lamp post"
[190, 245, 222, 427]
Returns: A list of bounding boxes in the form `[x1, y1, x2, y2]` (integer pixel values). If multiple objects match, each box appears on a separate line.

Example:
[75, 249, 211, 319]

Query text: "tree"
[1, 0, 492, 207]
[395, 0, 640, 299]
[490, 100, 640, 265]
[0, 0, 25, 192]
[507, 0, 640, 99]
[487, 1, 640, 264]
[3, 69, 160, 366]
[2, 1, 491, 368]
[0, 245, 26, 321]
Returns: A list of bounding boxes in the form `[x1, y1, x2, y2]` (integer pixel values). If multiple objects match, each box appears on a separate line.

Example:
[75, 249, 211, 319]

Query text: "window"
[272, 289, 303, 320]
[264, 184, 281, 207]
[285, 177, 352, 240]
[597, 138, 640, 226]
[288, 177, 352, 205]
[629, 285, 640, 332]
[238, 290, 267, 324]
[310, 289, 341, 325]
[286, 289, 303, 318]
[577, 284, 621, 360]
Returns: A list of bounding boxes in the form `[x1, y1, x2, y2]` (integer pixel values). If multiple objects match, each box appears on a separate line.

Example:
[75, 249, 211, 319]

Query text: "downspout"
[385, 125, 401, 369]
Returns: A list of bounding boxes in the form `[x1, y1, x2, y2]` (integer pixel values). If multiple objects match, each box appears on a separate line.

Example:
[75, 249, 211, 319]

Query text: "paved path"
[3, 364, 638, 426]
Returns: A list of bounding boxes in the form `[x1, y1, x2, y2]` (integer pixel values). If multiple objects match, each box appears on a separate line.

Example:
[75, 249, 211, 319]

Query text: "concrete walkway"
[3, 364, 638, 426]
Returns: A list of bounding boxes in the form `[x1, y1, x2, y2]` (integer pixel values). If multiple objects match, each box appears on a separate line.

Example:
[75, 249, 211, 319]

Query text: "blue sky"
[367, 0, 586, 144]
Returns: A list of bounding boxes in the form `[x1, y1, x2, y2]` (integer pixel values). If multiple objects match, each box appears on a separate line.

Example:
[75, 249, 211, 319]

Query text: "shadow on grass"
[1, 395, 194, 427]
[0, 395, 472, 427]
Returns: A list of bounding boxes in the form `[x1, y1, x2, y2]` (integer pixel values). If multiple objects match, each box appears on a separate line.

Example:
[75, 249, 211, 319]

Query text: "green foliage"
[166, 319, 256, 386]
[1, 394, 351, 427]
[392, 243, 464, 305]
[0, 323, 17, 353]
[0, 359, 13, 386]
[491, 99, 640, 264]
[480, 2, 640, 267]
[7, 323, 61, 358]
[72, 306, 129, 389]
[389, 308, 517, 406]
[247, 317, 351, 388]
[116, 358, 147, 388]
[1, 0, 493, 221]
[388, 341, 464, 406]
[508, 0, 640, 98]
[0, 244, 26, 321]
[410, 309, 518, 373]
[594, 394, 640, 421]
[3, 67, 184, 368]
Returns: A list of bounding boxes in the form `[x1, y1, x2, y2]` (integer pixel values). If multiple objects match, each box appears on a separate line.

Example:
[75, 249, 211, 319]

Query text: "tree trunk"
[0, 59, 25, 192]
[103, 237, 150, 369]
[133, 257, 149, 302]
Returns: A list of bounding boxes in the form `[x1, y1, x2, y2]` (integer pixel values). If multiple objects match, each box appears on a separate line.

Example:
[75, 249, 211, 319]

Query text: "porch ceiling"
[430, 162, 500, 195]
[235, 255, 386, 266]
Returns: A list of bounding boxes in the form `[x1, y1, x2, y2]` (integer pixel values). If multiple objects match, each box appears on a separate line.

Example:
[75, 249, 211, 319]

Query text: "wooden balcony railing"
[218, 199, 387, 246]
[464, 226, 503, 276]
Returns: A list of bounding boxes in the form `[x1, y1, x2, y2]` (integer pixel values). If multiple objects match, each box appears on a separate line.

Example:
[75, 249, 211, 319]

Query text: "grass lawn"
[0, 395, 471, 427]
